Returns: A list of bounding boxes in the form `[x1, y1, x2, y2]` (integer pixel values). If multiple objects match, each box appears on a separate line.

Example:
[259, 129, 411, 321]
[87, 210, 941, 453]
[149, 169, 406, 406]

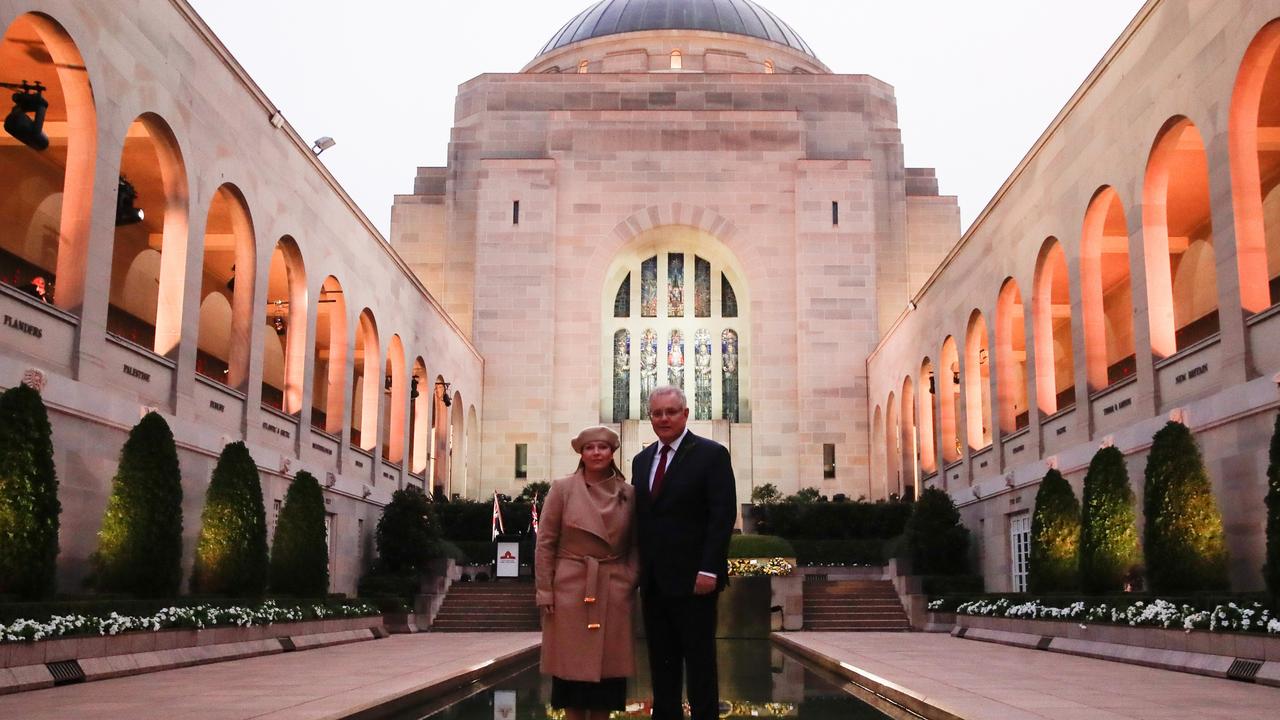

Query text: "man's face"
[649, 392, 689, 445]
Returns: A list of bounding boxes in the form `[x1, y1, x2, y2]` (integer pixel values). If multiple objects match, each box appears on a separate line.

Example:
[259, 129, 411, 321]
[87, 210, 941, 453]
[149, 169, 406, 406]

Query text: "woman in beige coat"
[535, 425, 638, 719]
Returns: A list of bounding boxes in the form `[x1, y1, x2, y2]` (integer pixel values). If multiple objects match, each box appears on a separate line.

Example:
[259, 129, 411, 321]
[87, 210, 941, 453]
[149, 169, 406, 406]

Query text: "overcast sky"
[187, 0, 1147, 239]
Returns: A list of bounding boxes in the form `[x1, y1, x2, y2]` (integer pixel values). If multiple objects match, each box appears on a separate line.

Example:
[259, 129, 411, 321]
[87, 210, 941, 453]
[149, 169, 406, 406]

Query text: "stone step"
[803, 623, 912, 632]
[804, 609, 909, 619]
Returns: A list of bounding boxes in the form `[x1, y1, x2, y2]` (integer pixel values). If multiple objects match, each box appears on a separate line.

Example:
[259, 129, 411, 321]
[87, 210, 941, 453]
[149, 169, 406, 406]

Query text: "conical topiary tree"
[1029, 468, 1080, 593]
[903, 486, 969, 575]
[191, 442, 268, 596]
[0, 383, 60, 600]
[1266, 412, 1280, 596]
[89, 412, 183, 596]
[1143, 421, 1228, 593]
[375, 485, 441, 574]
[269, 471, 329, 597]
[1079, 445, 1140, 593]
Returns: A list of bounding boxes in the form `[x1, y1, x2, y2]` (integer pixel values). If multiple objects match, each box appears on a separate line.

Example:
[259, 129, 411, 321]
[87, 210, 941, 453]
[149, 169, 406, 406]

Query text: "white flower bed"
[927, 597, 1280, 634]
[0, 600, 379, 644]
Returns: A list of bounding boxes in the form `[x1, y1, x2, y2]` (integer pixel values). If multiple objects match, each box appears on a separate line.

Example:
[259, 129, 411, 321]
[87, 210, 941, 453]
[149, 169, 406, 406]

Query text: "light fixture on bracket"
[410, 375, 421, 400]
[116, 176, 144, 226]
[436, 380, 452, 407]
[2, 80, 48, 151]
[311, 136, 336, 155]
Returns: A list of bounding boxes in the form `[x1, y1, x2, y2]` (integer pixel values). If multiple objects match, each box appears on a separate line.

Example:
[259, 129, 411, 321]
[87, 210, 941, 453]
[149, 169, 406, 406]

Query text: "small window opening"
[670, 50, 682, 70]
[764, 59, 775, 74]
[822, 444, 836, 479]
[832, 201, 839, 226]
[578, 59, 589, 74]
[513, 200, 520, 225]
[515, 444, 528, 479]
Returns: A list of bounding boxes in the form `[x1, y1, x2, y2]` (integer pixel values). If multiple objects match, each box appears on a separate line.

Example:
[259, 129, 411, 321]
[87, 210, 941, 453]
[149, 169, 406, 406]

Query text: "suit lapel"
[635, 443, 656, 505]
[651, 432, 698, 508]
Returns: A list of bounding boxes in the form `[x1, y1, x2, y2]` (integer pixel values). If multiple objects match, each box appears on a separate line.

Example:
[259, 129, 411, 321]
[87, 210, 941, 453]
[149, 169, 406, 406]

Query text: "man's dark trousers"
[642, 582, 718, 720]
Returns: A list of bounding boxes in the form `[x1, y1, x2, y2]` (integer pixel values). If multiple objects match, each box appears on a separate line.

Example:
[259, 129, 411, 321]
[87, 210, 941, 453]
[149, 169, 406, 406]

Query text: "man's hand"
[693, 573, 717, 595]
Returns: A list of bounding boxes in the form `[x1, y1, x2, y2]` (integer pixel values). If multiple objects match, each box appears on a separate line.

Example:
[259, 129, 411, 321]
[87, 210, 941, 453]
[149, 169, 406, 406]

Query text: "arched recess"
[939, 336, 962, 462]
[900, 376, 917, 490]
[449, 391, 464, 495]
[996, 278, 1029, 435]
[0, 13, 96, 312]
[262, 237, 306, 413]
[1229, 19, 1280, 312]
[431, 375, 450, 495]
[310, 276, 346, 433]
[465, 405, 480, 499]
[885, 391, 900, 498]
[350, 309, 380, 451]
[381, 335, 407, 464]
[917, 359, 937, 474]
[1080, 187, 1136, 390]
[1032, 238, 1075, 414]
[965, 310, 993, 450]
[871, 405, 886, 499]
[195, 184, 254, 388]
[107, 113, 187, 356]
[409, 356, 429, 475]
[1143, 117, 1219, 356]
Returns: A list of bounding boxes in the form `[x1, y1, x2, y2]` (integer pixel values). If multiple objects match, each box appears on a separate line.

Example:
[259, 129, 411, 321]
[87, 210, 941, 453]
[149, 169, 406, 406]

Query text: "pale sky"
[187, 0, 1147, 239]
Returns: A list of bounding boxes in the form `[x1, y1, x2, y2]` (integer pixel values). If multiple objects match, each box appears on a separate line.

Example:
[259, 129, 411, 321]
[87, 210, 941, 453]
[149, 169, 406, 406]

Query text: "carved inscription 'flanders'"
[3, 314, 43, 339]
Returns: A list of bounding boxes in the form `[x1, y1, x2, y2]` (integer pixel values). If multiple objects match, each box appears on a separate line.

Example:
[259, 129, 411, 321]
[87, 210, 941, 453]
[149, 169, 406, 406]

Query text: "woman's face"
[581, 440, 615, 474]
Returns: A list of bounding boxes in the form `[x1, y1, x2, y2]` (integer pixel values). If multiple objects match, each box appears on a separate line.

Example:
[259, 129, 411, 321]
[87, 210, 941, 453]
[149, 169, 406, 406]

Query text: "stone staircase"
[430, 581, 540, 632]
[802, 578, 912, 631]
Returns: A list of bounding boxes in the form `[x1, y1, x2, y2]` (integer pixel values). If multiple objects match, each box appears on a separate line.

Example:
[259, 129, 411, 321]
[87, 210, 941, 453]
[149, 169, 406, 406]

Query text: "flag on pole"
[491, 491, 505, 541]
[530, 495, 540, 535]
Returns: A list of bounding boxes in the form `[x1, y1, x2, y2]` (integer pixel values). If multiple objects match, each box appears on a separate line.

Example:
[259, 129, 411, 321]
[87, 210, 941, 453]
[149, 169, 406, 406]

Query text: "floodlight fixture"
[311, 136, 336, 155]
[2, 80, 49, 151]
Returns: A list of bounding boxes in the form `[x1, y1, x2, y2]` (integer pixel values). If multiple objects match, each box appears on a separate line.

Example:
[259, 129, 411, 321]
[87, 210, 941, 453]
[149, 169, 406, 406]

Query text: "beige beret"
[570, 425, 621, 453]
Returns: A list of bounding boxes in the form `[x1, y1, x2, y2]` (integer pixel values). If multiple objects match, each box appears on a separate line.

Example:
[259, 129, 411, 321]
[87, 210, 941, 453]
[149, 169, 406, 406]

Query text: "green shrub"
[0, 383, 60, 600]
[88, 412, 183, 597]
[755, 500, 911, 540]
[750, 483, 781, 505]
[191, 442, 268, 596]
[428, 539, 469, 564]
[376, 486, 441, 573]
[728, 534, 795, 558]
[904, 487, 969, 575]
[451, 540, 496, 564]
[1143, 421, 1228, 593]
[437, 500, 532, 541]
[787, 487, 822, 503]
[1079, 445, 1140, 593]
[1267, 412, 1280, 596]
[269, 471, 329, 597]
[790, 538, 886, 566]
[518, 481, 550, 503]
[1029, 468, 1080, 593]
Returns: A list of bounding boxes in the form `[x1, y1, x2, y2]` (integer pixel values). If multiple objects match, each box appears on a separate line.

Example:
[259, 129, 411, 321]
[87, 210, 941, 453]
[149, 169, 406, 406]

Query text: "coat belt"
[557, 551, 622, 630]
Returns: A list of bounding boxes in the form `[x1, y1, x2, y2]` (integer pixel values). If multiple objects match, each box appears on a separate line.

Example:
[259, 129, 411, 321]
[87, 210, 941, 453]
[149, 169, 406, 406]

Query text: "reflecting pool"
[384, 640, 898, 719]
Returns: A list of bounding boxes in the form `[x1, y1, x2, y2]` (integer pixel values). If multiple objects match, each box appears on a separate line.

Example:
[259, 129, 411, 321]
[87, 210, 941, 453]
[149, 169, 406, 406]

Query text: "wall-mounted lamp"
[384, 374, 393, 392]
[116, 176, 144, 226]
[271, 315, 286, 336]
[311, 136, 336, 155]
[3, 80, 48, 151]
[410, 375, 420, 400]
[436, 380, 452, 407]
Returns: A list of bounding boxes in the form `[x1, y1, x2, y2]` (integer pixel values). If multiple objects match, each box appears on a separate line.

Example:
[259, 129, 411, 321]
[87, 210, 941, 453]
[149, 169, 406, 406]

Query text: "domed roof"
[537, 0, 816, 59]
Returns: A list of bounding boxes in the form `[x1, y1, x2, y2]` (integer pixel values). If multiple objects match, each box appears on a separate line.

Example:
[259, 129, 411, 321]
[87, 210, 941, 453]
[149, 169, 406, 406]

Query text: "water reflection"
[396, 640, 889, 720]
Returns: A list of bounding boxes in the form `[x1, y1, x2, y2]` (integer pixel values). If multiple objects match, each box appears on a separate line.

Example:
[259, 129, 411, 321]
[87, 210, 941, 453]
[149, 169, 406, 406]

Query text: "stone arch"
[410, 356, 429, 476]
[871, 404, 886, 499]
[996, 278, 1029, 435]
[311, 276, 347, 434]
[262, 236, 307, 413]
[195, 183, 255, 389]
[917, 358, 936, 474]
[885, 390, 900, 498]
[381, 334, 407, 464]
[350, 308, 380, 451]
[1080, 186, 1136, 390]
[1032, 237, 1075, 414]
[1229, 18, 1280, 313]
[901, 375, 917, 493]
[449, 390, 465, 496]
[939, 336, 962, 463]
[965, 310, 993, 450]
[466, 404, 480, 499]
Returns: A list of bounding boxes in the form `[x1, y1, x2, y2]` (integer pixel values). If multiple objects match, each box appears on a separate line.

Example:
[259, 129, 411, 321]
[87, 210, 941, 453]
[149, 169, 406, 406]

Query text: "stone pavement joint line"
[774, 631, 1280, 720]
[0, 632, 541, 720]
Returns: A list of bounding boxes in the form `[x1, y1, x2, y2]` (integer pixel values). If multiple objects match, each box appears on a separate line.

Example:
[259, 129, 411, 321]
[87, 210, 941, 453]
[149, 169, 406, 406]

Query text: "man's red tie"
[651, 445, 671, 498]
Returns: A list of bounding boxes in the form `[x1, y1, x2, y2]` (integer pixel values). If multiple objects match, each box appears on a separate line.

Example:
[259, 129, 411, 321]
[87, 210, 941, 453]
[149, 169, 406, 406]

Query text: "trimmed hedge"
[375, 486, 442, 573]
[754, 500, 912, 540]
[1143, 421, 1228, 593]
[1079, 445, 1140, 594]
[904, 487, 969, 575]
[191, 442, 269, 596]
[790, 538, 886, 566]
[437, 500, 533, 541]
[269, 471, 329, 597]
[1267, 412, 1280, 596]
[89, 412, 183, 597]
[728, 534, 795, 558]
[0, 383, 60, 600]
[1028, 468, 1080, 593]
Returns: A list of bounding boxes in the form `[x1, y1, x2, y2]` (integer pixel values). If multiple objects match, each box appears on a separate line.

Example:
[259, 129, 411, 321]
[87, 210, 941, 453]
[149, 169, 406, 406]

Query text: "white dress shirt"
[647, 428, 715, 581]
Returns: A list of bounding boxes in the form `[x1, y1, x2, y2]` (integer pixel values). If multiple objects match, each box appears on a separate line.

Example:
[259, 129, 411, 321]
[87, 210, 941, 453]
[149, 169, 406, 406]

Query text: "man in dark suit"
[631, 385, 737, 720]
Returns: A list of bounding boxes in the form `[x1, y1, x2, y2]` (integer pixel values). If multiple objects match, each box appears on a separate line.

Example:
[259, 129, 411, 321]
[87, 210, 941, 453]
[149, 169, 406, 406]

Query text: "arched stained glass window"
[640, 329, 658, 416]
[613, 330, 630, 422]
[722, 274, 738, 317]
[695, 257, 711, 317]
[694, 329, 712, 420]
[641, 257, 658, 317]
[668, 253, 685, 317]
[668, 329, 685, 387]
[613, 273, 630, 318]
[722, 329, 739, 422]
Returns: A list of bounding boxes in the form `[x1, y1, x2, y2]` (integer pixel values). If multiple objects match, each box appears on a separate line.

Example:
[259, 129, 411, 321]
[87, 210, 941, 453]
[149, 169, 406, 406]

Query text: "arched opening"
[107, 113, 187, 356]
[917, 359, 937, 474]
[431, 375, 450, 496]
[939, 336, 962, 462]
[195, 184, 254, 388]
[871, 405, 885, 499]
[900, 376, 917, 490]
[410, 356, 429, 476]
[310, 276, 346, 434]
[1228, 19, 1280, 312]
[997, 278, 1029, 435]
[577, 59, 588, 73]
[1143, 117, 1219, 356]
[965, 310, 993, 450]
[764, 59, 775, 74]
[1032, 238, 1075, 413]
[449, 390, 464, 495]
[381, 334, 406, 464]
[1080, 187, 1136, 390]
[885, 391, 900, 498]
[466, 405, 480, 500]
[261, 237, 306, 413]
[350, 309, 380, 451]
[0, 13, 95, 312]
[670, 50, 682, 70]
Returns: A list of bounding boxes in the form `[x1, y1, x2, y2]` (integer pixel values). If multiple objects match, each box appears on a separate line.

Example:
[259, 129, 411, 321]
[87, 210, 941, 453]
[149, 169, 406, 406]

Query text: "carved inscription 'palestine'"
[123, 364, 150, 382]
[4, 314, 43, 338]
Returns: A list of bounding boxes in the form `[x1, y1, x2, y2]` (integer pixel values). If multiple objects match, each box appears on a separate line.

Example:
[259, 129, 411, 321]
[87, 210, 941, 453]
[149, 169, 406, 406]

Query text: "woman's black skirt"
[550, 676, 627, 711]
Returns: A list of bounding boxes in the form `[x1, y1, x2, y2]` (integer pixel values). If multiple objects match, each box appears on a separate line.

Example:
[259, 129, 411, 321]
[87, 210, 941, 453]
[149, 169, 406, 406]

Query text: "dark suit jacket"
[631, 431, 737, 596]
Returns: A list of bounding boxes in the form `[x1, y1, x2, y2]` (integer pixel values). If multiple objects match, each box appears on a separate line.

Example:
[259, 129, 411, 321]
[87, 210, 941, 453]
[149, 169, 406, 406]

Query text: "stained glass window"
[667, 253, 685, 317]
[612, 330, 630, 422]
[722, 329, 739, 422]
[668, 329, 685, 389]
[722, 274, 738, 317]
[694, 329, 712, 420]
[640, 329, 658, 416]
[641, 257, 657, 317]
[613, 274, 630, 318]
[695, 257, 711, 317]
